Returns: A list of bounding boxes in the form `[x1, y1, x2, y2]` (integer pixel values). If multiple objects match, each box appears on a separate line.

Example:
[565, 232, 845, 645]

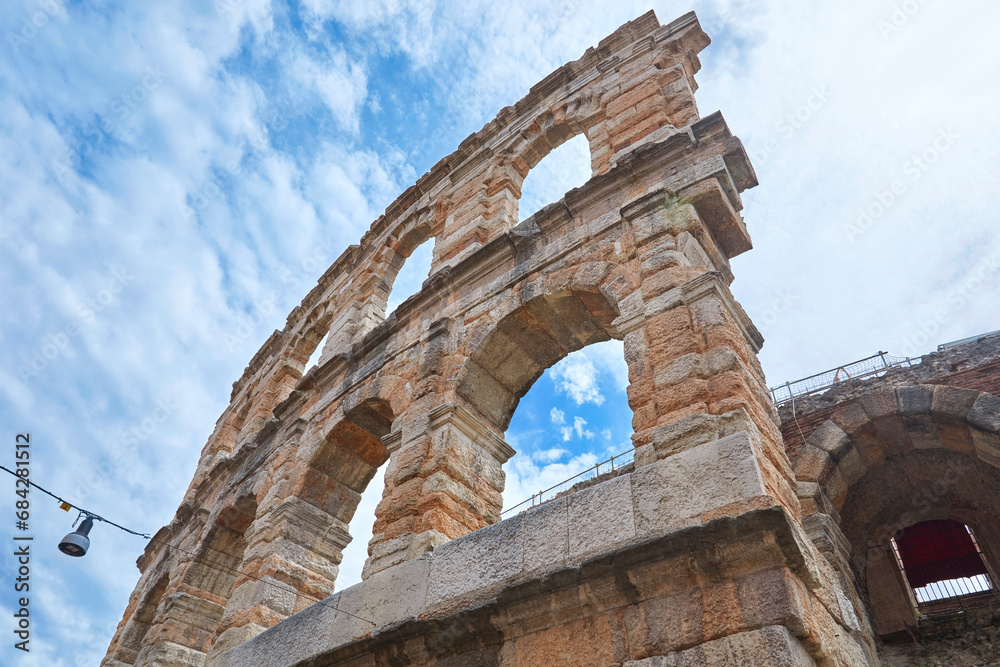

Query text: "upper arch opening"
[385, 239, 434, 316]
[457, 287, 622, 431]
[518, 133, 592, 222]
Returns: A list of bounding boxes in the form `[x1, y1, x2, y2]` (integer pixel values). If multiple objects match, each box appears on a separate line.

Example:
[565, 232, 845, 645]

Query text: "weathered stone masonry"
[103, 10, 1000, 667]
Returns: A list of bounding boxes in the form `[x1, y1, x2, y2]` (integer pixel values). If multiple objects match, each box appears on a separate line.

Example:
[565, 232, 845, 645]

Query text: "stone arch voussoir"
[796, 385, 1000, 511]
[455, 275, 628, 431]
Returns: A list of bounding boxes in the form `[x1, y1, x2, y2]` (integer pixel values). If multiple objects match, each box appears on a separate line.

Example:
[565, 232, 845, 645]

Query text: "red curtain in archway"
[894, 520, 989, 589]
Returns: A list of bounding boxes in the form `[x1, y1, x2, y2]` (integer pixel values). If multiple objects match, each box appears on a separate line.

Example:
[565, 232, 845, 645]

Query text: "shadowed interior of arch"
[302, 400, 394, 591]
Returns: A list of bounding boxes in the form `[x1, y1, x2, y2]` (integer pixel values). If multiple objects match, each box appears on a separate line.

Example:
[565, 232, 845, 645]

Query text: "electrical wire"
[0, 465, 375, 626]
[1, 464, 150, 537]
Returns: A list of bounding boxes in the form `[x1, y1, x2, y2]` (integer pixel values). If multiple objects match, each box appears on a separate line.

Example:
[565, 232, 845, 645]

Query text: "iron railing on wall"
[501, 447, 635, 516]
[769, 351, 921, 407]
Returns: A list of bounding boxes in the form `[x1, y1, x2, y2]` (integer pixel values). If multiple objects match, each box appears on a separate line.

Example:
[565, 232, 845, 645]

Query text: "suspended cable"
[0, 465, 375, 626]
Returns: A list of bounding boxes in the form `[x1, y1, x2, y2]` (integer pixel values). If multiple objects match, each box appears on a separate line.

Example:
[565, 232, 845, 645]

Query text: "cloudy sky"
[2, 0, 998, 664]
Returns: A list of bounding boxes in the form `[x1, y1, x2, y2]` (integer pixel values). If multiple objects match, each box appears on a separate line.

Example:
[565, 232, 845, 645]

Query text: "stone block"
[830, 402, 871, 438]
[567, 474, 636, 560]
[362, 529, 446, 578]
[896, 384, 932, 415]
[931, 385, 980, 421]
[334, 554, 431, 640]
[649, 409, 758, 460]
[204, 624, 266, 663]
[860, 391, 899, 420]
[426, 514, 524, 607]
[624, 625, 815, 667]
[655, 352, 704, 388]
[701, 625, 815, 666]
[632, 431, 768, 537]
[225, 577, 296, 618]
[522, 497, 569, 574]
[208, 593, 339, 667]
[793, 444, 834, 484]
[138, 641, 210, 667]
[838, 447, 868, 485]
[968, 392, 1000, 434]
[805, 420, 850, 460]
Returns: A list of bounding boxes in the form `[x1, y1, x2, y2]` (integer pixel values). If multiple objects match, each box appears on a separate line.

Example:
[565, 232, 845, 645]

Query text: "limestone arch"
[296, 398, 396, 521]
[794, 385, 1000, 637]
[456, 267, 638, 432]
[106, 574, 169, 665]
[492, 102, 601, 224]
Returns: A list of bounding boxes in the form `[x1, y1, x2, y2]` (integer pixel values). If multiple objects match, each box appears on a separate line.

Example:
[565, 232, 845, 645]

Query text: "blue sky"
[1, 0, 999, 664]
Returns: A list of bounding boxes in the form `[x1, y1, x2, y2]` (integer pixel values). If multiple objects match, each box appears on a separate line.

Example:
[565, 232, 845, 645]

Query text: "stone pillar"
[132, 593, 225, 666]
[589, 50, 704, 176]
[206, 496, 350, 660]
[617, 197, 799, 517]
[866, 544, 918, 638]
[432, 159, 520, 270]
[364, 401, 515, 577]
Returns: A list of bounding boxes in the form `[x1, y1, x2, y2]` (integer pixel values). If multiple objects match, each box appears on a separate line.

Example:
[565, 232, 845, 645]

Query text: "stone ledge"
[624, 625, 814, 666]
[210, 431, 775, 667]
[210, 505, 846, 667]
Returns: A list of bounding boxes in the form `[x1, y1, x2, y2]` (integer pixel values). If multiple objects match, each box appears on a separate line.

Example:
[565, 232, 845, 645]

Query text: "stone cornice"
[428, 402, 516, 463]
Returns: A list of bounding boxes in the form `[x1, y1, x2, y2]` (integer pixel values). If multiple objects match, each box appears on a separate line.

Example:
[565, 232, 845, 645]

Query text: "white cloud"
[550, 356, 604, 406]
[4, 1, 1000, 663]
[560, 415, 595, 442]
[503, 449, 600, 513]
[547, 340, 627, 408]
[288, 49, 368, 133]
[533, 448, 569, 463]
[549, 407, 565, 425]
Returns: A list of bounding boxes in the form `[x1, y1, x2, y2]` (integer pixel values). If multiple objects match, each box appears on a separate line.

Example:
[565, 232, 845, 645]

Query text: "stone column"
[865, 544, 918, 637]
[364, 401, 515, 577]
[617, 197, 799, 516]
[204, 496, 350, 659]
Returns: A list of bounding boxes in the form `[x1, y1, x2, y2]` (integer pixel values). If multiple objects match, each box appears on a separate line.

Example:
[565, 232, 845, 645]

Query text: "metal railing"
[890, 527, 998, 614]
[502, 447, 635, 516]
[914, 575, 993, 605]
[769, 351, 921, 406]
